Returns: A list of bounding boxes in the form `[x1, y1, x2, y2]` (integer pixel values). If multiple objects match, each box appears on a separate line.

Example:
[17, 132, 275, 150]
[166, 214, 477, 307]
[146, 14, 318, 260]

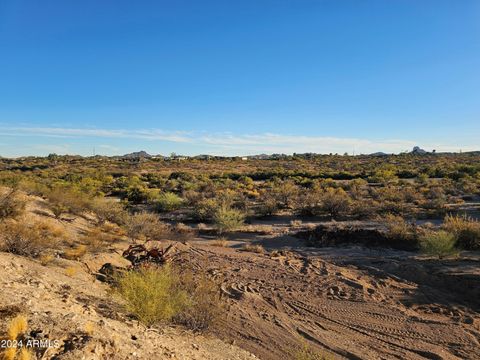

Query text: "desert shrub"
[320, 188, 351, 219]
[63, 244, 87, 260]
[174, 271, 224, 331]
[350, 199, 378, 219]
[241, 244, 265, 254]
[257, 193, 279, 217]
[419, 230, 457, 258]
[211, 237, 228, 247]
[295, 189, 323, 216]
[0, 189, 26, 220]
[0, 219, 62, 257]
[125, 185, 149, 204]
[384, 214, 416, 241]
[155, 192, 184, 212]
[369, 168, 398, 184]
[443, 214, 480, 250]
[125, 212, 169, 242]
[91, 197, 127, 225]
[182, 189, 203, 206]
[292, 345, 330, 360]
[213, 206, 245, 233]
[268, 179, 299, 209]
[192, 198, 218, 221]
[114, 266, 189, 326]
[45, 186, 92, 218]
[81, 228, 116, 252]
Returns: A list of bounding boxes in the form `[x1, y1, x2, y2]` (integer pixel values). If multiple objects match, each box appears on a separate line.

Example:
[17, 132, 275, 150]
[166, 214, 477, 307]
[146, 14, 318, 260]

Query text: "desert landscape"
[1, 152, 479, 359]
[1, 2, 479, 359]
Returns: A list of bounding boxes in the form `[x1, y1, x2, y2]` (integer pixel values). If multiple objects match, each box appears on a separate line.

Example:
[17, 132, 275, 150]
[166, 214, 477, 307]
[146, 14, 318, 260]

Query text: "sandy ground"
[183, 237, 480, 360]
[0, 250, 258, 360]
[2, 192, 479, 359]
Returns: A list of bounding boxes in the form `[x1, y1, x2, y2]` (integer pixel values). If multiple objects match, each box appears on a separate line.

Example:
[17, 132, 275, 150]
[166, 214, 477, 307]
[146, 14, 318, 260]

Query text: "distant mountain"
[121, 151, 152, 159]
[411, 146, 427, 155]
[369, 152, 389, 157]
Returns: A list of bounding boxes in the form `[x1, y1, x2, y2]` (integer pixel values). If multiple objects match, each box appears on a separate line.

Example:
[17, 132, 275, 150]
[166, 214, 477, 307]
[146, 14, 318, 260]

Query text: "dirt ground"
[2, 192, 480, 359]
[183, 236, 480, 360]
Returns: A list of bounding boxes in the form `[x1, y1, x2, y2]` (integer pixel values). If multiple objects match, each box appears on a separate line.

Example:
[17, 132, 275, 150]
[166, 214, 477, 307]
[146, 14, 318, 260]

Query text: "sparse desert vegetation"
[0, 153, 479, 359]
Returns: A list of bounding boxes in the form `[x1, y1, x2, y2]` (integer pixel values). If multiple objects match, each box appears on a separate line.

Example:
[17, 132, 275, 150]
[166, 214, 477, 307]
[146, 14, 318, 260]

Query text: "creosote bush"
[0, 190, 26, 220]
[213, 206, 245, 233]
[155, 192, 184, 212]
[114, 266, 188, 327]
[114, 265, 224, 330]
[419, 230, 457, 259]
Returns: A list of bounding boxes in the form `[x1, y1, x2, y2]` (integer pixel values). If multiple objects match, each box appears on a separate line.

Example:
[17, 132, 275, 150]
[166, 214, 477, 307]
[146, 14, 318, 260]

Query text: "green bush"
[213, 206, 245, 233]
[192, 198, 218, 221]
[419, 230, 457, 258]
[115, 266, 224, 330]
[115, 266, 189, 326]
[156, 192, 184, 212]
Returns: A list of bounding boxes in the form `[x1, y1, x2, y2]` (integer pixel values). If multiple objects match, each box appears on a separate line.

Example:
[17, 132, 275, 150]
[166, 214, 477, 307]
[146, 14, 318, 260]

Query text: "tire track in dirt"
[174, 245, 480, 360]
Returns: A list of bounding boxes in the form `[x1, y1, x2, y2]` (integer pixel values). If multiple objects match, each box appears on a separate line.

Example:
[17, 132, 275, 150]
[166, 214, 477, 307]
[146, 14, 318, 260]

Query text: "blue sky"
[0, 0, 479, 156]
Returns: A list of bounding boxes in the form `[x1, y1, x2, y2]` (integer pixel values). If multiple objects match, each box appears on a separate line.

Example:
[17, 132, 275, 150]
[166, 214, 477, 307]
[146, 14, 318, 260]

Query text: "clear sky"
[0, 0, 479, 157]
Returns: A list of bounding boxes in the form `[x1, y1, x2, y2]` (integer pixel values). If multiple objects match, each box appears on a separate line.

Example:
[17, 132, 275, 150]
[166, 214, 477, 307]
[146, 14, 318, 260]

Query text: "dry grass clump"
[242, 224, 274, 234]
[6, 315, 27, 341]
[81, 228, 117, 252]
[443, 214, 480, 250]
[292, 345, 331, 360]
[241, 244, 265, 254]
[2, 315, 32, 360]
[210, 237, 228, 247]
[419, 230, 458, 259]
[114, 265, 224, 331]
[290, 220, 303, 228]
[64, 266, 78, 277]
[383, 214, 417, 244]
[0, 219, 63, 257]
[0, 189, 26, 220]
[174, 270, 224, 332]
[39, 253, 55, 266]
[63, 244, 87, 260]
